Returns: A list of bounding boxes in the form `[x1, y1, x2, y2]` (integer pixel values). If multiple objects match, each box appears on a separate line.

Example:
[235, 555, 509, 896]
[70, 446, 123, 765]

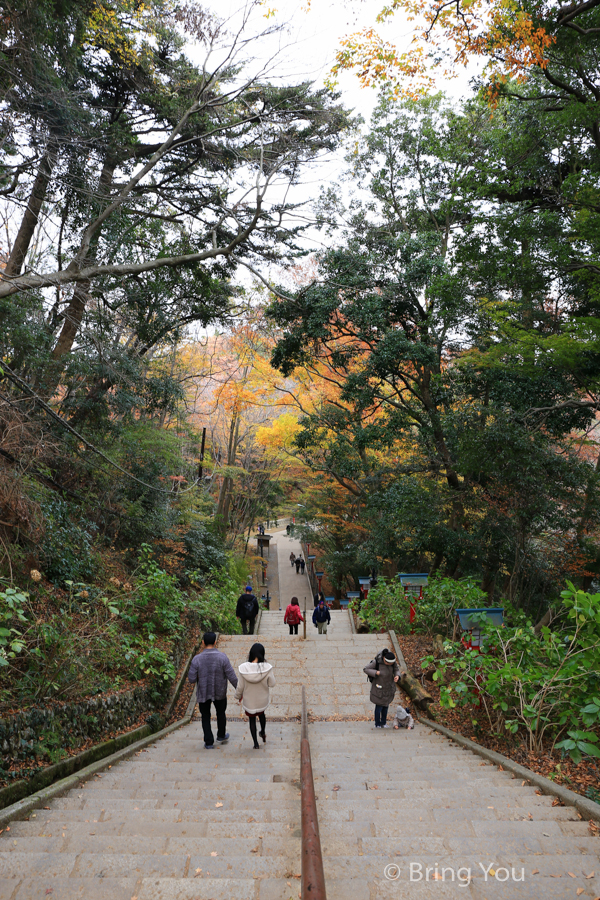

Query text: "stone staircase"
[219, 612, 385, 719]
[258, 608, 353, 640]
[0, 721, 302, 900]
[310, 721, 600, 900]
[1, 545, 599, 900]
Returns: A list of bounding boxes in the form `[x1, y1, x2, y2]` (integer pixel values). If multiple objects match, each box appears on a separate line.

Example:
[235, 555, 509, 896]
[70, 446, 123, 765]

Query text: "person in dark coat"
[188, 633, 238, 748]
[363, 649, 402, 729]
[312, 599, 331, 634]
[314, 590, 326, 608]
[295, 556, 301, 574]
[235, 585, 259, 635]
[300, 558, 305, 574]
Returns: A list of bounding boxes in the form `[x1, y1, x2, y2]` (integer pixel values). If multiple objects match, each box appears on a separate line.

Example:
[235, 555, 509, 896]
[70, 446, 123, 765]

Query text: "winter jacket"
[188, 647, 238, 703]
[393, 705, 414, 729]
[363, 653, 401, 706]
[312, 604, 331, 625]
[284, 604, 304, 626]
[234, 662, 276, 714]
[236, 592, 259, 621]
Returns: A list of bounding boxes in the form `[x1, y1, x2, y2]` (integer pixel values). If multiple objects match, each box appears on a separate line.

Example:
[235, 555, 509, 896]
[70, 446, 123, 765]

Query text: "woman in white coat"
[235, 642, 275, 749]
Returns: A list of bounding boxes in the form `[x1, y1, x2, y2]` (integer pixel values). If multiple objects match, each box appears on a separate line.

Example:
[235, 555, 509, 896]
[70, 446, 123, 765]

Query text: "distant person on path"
[236, 585, 259, 635]
[393, 704, 414, 730]
[300, 557, 305, 574]
[286, 524, 291, 535]
[290, 551, 296, 567]
[314, 590, 326, 608]
[295, 556, 301, 574]
[363, 649, 401, 729]
[235, 642, 275, 749]
[312, 599, 331, 634]
[284, 596, 304, 635]
[188, 632, 238, 749]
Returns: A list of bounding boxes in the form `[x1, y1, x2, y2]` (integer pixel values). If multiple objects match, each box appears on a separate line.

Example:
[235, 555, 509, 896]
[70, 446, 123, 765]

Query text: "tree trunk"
[41, 157, 116, 396]
[3, 149, 56, 280]
[533, 607, 553, 635]
[397, 671, 435, 715]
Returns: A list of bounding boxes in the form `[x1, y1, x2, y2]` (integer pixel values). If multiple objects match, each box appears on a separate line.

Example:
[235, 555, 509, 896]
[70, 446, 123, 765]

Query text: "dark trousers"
[374, 704, 388, 727]
[241, 618, 256, 635]
[288, 623, 299, 634]
[198, 697, 228, 745]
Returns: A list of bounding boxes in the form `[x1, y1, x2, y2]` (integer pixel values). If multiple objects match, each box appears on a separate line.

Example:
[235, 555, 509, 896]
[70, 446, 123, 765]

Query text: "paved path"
[264, 524, 313, 612]
[1, 526, 598, 899]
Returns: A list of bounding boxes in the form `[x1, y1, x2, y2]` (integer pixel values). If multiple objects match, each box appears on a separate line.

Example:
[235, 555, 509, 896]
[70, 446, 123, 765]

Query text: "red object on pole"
[317, 574, 323, 591]
[406, 586, 423, 630]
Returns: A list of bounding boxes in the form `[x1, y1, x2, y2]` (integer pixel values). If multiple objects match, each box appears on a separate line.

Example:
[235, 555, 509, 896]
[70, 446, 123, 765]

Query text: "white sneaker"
[382, 724, 390, 729]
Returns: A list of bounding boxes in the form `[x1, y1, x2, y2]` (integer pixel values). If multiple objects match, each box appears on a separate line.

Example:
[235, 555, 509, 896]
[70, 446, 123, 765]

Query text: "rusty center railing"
[300, 686, 327, 899]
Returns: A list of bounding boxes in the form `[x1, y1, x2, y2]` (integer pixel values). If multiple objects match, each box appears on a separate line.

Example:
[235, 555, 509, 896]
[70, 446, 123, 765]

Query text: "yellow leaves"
[84, 1, 142, 68]
[256, 414, 301, 454]
[332, 28, 436, 96]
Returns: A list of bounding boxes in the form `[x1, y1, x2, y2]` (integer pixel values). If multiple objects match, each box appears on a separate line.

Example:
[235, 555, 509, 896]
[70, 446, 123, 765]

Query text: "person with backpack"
[295, 556, 302, 574]
[300, 557, 305, 574]
[236, 585, 259, 635]
[363, 648, 402, 728]
[284, 596, 304, 634]
[235, 642, 275, 749]
[312, 598, 331, 634]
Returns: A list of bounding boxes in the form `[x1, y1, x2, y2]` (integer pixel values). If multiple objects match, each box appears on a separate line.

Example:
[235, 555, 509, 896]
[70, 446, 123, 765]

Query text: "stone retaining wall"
[0, 634, 191, 767]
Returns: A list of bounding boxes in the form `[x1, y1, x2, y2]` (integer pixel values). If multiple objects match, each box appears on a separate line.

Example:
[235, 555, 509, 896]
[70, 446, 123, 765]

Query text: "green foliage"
[0, 586, 28, 664]
[355, 580, 411, 634]
[134, 545, 186, 636]
[39, 497, 98, 586]
[34, 730, 68, 764]
[357, 575, 488, 636]
[269, 92, 600, 612]
[182, 524, 227, 578]
[417, 577, 489, 636]
[188, 554, 249, 635]
[124, 636, 176, 683]
[424, 582, 600, 761]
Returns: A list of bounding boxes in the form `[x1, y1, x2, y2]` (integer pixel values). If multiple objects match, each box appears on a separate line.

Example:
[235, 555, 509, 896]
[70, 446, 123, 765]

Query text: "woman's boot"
[249, 716, 259, 749]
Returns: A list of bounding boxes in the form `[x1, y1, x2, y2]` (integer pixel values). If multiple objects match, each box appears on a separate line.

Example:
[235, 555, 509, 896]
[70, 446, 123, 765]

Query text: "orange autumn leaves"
[331, 0, 556, 97]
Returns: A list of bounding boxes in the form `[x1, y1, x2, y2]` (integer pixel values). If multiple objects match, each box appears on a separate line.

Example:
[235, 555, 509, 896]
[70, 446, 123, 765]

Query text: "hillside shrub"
[357, 575, 487, 635]
[423, 582, 600, 762]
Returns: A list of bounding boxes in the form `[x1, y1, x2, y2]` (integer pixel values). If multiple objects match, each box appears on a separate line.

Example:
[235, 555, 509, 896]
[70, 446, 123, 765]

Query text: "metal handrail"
[300, 686, 327, 899]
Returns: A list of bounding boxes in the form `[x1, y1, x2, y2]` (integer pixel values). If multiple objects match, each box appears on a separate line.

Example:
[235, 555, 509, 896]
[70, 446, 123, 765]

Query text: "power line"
[1, 363, 201, 496]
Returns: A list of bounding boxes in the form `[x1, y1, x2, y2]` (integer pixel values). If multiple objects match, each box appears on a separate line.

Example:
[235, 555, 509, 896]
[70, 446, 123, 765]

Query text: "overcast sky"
[187, 0, 482, 290]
